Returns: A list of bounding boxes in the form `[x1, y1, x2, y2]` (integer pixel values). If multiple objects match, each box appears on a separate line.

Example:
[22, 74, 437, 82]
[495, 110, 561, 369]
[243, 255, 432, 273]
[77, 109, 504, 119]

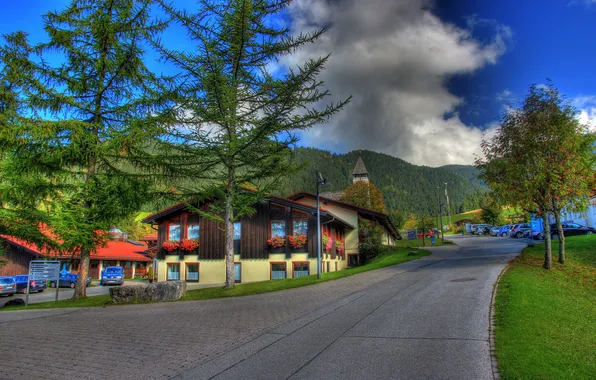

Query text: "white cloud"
[279, 0, 511, 166]
[574, 96, 596, 130]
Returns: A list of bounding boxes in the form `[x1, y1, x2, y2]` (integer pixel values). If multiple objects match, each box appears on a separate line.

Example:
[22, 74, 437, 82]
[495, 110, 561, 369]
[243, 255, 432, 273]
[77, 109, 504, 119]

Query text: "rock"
[4, 298, 25, 307]
[109, 281, 187, 304]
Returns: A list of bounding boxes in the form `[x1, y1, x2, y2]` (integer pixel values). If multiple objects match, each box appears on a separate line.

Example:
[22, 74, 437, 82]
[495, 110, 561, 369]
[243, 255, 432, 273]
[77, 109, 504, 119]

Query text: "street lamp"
[444, 182, 452, 228]
[316, 171, 328, 279]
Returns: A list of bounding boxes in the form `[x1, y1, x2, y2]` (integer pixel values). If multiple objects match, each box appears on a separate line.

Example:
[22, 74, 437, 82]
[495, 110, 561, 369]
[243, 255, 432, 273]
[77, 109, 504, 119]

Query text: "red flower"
[179, 238, 200, 252]
[162, 240, 179, 252]
[267, 235, 286, 248]
[288, 233, 307, 249]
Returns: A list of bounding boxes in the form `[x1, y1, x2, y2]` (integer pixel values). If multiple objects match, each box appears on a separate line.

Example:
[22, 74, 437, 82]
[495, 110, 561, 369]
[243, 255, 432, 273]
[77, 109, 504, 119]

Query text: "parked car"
[474, 224, 492, 235]
[50, 273, 91, 288]
[510, 223, 531, 238]
[416, 230, 435, 239]
[489, 226, 501, 236]
[535, 223, 596, 240]
[100, 266, 124, 286]
[12, 275, 47, 294]
[0, 276, 17, 297]
[497, 225, 513, 237]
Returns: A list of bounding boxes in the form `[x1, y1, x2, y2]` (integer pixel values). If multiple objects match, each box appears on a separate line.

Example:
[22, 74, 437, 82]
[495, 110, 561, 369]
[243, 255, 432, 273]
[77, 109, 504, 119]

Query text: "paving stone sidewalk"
[0, 258, 432, 380]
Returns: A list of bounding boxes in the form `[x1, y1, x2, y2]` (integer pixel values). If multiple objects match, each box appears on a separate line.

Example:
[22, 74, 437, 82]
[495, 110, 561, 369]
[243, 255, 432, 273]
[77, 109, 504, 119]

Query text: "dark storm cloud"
[281, 0, 512, 166]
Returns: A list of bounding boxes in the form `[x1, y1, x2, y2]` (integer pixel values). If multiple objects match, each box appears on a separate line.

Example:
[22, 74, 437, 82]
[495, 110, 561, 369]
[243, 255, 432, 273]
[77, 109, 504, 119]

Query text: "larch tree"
[152, 0, 349, 288]
[0, 0, 170, 298]
[341, 181, 387, 213]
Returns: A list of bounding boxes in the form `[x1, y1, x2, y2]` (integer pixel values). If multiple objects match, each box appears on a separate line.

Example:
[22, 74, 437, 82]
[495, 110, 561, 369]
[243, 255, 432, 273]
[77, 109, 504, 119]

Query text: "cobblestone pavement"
[0, 258, 429, 380]
[0, 236, 525, 380]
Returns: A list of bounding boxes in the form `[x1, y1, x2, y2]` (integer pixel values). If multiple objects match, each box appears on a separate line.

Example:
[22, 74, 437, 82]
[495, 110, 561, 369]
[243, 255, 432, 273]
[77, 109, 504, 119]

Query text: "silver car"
[0, 276, 17, 297]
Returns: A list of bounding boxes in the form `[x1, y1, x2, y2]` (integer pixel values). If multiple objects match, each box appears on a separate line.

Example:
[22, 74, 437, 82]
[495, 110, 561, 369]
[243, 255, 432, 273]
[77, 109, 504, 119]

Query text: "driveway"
[0, 236, 526, 380]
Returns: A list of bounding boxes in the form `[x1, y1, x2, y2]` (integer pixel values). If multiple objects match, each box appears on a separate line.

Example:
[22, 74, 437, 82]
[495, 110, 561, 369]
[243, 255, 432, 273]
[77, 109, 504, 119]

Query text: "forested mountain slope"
[275, 147, 487, 216]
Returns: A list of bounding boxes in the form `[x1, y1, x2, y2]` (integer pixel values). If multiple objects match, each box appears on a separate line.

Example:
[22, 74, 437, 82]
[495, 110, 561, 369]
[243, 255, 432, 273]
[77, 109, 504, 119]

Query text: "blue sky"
[437, 0, 596, 127]
[1, 0, 595, 165]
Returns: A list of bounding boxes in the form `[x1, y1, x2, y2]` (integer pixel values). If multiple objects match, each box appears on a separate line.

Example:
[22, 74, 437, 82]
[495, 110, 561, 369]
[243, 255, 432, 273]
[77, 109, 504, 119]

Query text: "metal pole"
[439, 204, 444, 244]
[55, 265, 60, 302]
[26, 263, 31, 306]
[316, 174, 321, 280]
[445, 183, 452, 227]
[437, 187, 441, 238]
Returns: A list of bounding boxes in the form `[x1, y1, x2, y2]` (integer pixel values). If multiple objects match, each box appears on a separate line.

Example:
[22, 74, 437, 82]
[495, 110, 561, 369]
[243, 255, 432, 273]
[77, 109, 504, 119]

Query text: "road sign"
[27, 260, 61, 306]
[407, 230, 417, 240]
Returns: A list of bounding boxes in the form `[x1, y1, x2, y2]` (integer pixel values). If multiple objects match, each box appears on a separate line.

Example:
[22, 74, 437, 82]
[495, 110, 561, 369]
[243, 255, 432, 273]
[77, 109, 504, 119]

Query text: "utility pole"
[436, 186, 442, 236]
[444, 183, 452, 228]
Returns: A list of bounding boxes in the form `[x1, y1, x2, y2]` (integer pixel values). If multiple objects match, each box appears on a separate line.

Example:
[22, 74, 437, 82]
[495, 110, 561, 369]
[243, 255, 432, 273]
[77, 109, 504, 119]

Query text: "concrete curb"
[488, 260, 512, 380]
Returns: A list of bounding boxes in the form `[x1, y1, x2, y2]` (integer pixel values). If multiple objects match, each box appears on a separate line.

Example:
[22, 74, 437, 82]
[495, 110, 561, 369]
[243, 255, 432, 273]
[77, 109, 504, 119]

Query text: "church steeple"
[352, 152, 369, 184]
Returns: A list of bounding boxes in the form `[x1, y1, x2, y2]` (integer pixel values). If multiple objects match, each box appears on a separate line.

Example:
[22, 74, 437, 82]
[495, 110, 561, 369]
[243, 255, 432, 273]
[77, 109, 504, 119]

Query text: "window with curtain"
[169, 224, 181, 241]
[186, 263, 199, 282]
[187, 224, 200, 240]
[271, 263, 286, 279]
[293, 220, 308, 235]
[234, 222, 241, 254]
[271, 221, 286, 237]
[293, 262, 309, 278]
[167, 263, 180, 280]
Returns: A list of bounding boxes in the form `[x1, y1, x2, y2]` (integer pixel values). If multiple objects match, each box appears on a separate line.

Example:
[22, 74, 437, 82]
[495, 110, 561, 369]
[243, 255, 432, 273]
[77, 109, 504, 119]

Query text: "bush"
[358, 220, 384, 264]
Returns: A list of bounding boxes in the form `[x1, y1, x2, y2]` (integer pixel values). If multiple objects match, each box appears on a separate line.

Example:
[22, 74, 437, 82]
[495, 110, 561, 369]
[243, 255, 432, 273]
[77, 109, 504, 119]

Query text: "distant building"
[320, 152, 370, 201]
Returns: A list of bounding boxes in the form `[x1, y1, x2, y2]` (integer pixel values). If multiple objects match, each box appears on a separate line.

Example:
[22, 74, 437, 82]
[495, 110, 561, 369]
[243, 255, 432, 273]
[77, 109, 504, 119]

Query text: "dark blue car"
[13, 275, 47, 294]
[100, 266, 124, 286]
[50, 273, 91, 288]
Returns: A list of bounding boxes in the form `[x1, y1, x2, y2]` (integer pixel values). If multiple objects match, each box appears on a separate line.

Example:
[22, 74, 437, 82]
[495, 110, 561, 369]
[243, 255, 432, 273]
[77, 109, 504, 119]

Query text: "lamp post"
[316, 172, 328, 279]
[444, 182, 452, 228]
[436, 186, 442, 237]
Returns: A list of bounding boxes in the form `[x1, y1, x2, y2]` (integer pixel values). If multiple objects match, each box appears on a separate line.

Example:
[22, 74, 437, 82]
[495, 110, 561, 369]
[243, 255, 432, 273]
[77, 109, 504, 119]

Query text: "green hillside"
[275, 147, 487, 216]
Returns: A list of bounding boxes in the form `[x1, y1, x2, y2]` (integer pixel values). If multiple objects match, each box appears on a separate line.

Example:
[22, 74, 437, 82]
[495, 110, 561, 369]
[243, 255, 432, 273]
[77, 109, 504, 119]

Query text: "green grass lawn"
[494, 235, 596, 379]
[2, 245, 431, 311]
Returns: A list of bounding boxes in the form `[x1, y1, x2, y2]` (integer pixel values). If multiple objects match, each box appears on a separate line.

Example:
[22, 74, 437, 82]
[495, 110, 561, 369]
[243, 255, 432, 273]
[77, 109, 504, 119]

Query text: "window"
[293, 220, 308, 235]
[234, 263, 241, 283]
[187, 224, 200, 240]
[169, 224, 181, 241]
[271, 221, 286, 237]
[293, 262, 309, 278]
[186, 263, 199, 282]
[90, 261, 98, 269]
[136, 262, 146, 269]
[167, 263, 180, 280]
[271, 263, 286, 279]
[234, 222, 241, 254]
[123, 261, 132, 268]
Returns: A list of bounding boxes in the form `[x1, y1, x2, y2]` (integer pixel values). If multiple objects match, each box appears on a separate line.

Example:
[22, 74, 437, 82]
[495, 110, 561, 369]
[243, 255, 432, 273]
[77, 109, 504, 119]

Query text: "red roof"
[1, 235, 151, 262]
[140, 233, 158, 241]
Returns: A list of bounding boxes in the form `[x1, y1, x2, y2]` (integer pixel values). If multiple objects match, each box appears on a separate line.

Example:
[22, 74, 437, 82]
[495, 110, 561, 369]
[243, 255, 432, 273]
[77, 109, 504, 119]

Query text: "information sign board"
[407, 230, 417, 240]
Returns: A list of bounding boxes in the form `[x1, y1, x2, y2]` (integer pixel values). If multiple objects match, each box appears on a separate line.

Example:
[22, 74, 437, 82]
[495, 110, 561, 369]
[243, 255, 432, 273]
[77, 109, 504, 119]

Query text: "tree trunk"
[73, 249, 90, 299]
[554, 211, 565, 264]
[224, 191, 235, 289]
[542, 213, 552, 270]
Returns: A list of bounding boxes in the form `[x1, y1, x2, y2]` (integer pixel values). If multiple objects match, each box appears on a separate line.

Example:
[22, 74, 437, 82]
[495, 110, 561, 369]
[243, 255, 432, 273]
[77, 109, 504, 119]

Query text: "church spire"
[352, 151, 369, 184]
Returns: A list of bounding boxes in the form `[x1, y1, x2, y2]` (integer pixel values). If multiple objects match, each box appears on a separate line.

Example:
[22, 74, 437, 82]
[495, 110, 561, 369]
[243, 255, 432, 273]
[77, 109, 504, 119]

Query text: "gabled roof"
[286, 192, 401, 239]
[140, 191, 355, 230]
[352, 154, 369, 176]
[320, 191, 345, 200]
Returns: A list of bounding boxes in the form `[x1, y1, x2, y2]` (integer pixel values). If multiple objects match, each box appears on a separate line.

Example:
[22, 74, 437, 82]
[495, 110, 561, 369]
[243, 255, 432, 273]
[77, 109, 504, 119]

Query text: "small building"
[0, 233, 152, 279]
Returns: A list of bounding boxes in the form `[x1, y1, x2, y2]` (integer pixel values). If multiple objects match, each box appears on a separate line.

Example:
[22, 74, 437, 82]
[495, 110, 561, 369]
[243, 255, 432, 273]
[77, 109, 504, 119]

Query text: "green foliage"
[276, 148, 486, 216]
[340, 181, 387, 212]
[480, 193, 505, 226]
[358, 219, 384, 264]
[0, 0, 168, 297]
[150, 0, 349, 288]
[477, 81, 596, 268]
[388, 209, 406, 230]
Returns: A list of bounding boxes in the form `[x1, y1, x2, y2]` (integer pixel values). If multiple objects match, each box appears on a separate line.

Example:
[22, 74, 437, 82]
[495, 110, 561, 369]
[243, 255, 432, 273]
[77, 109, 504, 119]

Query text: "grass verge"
[2, 245, 431, 311]
[494, 234, 596, 379]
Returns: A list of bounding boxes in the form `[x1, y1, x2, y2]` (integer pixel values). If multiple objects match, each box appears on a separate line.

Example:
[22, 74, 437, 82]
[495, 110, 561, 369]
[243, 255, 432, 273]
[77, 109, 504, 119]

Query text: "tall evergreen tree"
[153, 0, 349, 288]
[0, 0, 169, 298]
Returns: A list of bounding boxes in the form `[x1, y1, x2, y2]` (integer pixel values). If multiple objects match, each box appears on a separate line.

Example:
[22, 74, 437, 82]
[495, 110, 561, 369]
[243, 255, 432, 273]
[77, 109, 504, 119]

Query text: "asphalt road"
[0, 235, 526, 380]
[175, 235, 526, 380]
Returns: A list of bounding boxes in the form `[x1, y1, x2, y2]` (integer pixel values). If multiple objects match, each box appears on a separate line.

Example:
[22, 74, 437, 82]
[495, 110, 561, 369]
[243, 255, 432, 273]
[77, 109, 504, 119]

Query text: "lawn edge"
[489, 259, 514, 380]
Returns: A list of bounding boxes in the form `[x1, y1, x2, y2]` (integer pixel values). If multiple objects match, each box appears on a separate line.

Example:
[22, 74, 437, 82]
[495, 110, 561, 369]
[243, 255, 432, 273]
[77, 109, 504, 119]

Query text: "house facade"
[141, 194, 361, 284]
[560, 197, 596, 228]
[142, 188, 400, 284]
